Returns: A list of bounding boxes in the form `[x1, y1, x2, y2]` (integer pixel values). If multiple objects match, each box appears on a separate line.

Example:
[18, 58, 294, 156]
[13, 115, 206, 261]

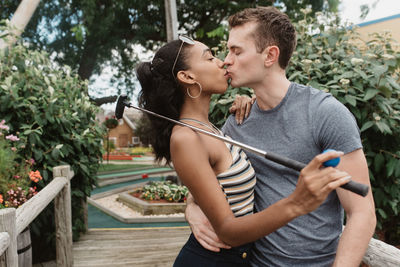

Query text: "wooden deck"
[73, 227, 191, 267]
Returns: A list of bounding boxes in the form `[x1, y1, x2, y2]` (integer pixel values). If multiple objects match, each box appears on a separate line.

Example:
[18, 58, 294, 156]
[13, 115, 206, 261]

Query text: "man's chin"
[230, 80, 242, 88]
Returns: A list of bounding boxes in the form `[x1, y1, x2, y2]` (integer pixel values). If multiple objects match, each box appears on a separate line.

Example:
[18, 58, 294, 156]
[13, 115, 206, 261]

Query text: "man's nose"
[223, 53, 232, 66]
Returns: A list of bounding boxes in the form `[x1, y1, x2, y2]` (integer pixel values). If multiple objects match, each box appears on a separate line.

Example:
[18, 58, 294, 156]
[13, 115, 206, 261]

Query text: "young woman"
[136, 36, 351, 266]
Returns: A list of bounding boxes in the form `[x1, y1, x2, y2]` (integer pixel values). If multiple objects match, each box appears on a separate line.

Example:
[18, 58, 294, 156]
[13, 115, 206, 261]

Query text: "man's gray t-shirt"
[222, 83, 362, 266]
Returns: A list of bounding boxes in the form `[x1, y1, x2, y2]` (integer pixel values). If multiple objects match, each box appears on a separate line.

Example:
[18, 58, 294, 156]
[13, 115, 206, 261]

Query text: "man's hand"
[229, 95, 256, 124]
[185, 195, 231, 252]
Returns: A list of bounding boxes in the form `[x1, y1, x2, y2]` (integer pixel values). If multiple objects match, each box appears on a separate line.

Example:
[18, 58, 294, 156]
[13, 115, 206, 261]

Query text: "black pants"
[173, 233, 253, 267]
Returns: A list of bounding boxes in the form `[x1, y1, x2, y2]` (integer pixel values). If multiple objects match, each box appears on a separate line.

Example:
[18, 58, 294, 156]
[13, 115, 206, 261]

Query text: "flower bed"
[133, 181, 188, 203]
[102, 154, 136, 160]
[0, 120, 42, 209]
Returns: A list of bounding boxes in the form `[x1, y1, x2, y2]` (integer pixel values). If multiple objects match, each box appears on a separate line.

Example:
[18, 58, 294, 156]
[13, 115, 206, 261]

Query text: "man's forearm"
[333, 214, 376, 266]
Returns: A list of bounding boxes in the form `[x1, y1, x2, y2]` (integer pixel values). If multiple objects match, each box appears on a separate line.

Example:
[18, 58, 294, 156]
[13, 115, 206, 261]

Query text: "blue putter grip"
[322, 149, 340, 167]
[322, 149, 369, 197]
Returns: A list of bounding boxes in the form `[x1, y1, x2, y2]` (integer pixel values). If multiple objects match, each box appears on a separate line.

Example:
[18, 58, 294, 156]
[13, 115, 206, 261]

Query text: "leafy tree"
[0, 0, 339, 105]
[210, 10, 400, 245]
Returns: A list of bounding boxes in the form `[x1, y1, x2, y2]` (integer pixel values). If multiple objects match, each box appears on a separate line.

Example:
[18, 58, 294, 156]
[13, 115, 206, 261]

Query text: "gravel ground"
[94, 194, 184, 218]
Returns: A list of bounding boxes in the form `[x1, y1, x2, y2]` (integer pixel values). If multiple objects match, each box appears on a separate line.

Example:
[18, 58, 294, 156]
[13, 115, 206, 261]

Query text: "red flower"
[0, 194, 3, 204]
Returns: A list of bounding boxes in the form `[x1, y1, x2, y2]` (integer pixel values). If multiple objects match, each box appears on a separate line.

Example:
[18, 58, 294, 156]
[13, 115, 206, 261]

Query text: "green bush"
[0, 21, 105, 262]
[209, 11, 400, 245]
[288, 11, 400, 245]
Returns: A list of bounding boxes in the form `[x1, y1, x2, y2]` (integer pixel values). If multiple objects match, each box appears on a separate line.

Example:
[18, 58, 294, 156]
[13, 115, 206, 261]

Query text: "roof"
[123, 114, 136, 131]
[357, 13, 400, 27]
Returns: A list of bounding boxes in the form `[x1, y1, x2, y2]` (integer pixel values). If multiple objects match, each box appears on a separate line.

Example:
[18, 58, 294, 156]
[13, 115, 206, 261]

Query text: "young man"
[185, 6, 376, 266]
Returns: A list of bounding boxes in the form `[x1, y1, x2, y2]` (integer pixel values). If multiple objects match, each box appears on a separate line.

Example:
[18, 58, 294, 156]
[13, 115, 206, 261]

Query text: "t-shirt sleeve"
[311, 95, 362, 154]
[221, 115, 235, 136]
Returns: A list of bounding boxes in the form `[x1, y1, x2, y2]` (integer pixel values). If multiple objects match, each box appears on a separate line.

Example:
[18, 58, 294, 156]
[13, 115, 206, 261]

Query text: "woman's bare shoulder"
[170, 126, 200, 148]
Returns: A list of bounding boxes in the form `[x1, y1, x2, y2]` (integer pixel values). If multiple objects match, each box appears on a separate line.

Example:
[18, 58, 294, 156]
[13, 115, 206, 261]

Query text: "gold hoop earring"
[187, 82, 202, 98]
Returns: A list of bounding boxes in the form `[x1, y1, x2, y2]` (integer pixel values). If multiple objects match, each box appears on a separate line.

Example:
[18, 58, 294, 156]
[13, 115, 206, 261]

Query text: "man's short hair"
[228, 6, 297, 69]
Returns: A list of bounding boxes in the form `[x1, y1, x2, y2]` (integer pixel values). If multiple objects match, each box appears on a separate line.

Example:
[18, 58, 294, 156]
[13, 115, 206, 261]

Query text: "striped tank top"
[179, 118, 256, 217]
[217, 134, 256, 217]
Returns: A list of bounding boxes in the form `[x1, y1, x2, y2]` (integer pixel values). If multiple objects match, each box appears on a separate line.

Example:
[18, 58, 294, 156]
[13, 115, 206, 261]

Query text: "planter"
[17, 227, 32, 267]
[117, 191, 186, 215]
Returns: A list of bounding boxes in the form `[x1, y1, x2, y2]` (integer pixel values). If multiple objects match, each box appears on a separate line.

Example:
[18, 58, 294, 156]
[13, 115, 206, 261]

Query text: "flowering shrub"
[135, 181, 188, 202]
[0, 120, 42, 209]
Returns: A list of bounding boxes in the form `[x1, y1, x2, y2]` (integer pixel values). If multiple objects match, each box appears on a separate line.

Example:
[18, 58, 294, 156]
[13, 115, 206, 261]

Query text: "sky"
[95, 0, 400, 111]
[339, 0, 400, 24]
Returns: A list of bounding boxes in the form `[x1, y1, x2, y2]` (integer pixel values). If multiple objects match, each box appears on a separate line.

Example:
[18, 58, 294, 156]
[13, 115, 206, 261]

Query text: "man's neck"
[253, 70, 291, 111]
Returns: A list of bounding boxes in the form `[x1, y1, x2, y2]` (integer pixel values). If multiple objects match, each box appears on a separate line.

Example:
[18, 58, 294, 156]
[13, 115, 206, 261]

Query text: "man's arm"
[185, 193, 231, 252]
[333, 149, 376, 267]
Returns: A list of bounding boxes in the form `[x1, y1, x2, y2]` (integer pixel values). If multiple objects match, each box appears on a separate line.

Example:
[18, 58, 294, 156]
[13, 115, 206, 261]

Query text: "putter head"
[115, 94, 129, 119]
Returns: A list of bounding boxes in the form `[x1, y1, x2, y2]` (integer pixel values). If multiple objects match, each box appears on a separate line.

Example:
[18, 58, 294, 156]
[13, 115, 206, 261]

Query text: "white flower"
[298, 20, 307, 26]
[365, 53, 377, 59]
[351, 58, 364, 65]
[301, 59, 312, 65]
[300, 8, 312, 14]
[382, 54, 395, 60]
[315, 59, 321, 64]
[340, 78, 350, 85]
[375, 115, 381, 121]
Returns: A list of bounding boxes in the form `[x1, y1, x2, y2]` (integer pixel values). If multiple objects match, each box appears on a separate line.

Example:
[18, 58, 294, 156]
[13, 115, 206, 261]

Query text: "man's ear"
[176, 70, 196, 86]
[263, 45, 280, 67]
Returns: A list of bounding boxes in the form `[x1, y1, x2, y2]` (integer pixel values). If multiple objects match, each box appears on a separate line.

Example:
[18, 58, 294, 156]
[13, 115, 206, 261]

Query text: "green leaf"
[395, 159, 400, 177]
[377, 208, 387, 219]
[363, 89, 379, 101]
[372, 64, 388, 79]
[360, 121, 374, 132]
[387, 157, 397, 176]
[375, 121, 392, 134]
[374, 153, 385, 172]
[344, 95, 357, 106]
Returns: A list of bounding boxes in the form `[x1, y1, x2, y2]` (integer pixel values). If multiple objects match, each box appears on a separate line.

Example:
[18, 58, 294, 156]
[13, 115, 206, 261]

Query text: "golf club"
[115, 95, 369, 197]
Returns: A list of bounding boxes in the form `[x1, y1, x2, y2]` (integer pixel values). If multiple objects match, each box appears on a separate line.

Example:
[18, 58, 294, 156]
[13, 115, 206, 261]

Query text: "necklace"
[180, 118, 221, 135]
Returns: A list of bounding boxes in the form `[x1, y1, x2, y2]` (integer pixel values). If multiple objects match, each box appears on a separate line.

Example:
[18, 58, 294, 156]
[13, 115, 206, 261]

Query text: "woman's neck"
[179, 95, 211, 123]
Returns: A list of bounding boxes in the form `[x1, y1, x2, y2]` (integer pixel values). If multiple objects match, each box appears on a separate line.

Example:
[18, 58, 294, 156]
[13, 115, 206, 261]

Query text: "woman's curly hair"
[136, 40, 191, 164]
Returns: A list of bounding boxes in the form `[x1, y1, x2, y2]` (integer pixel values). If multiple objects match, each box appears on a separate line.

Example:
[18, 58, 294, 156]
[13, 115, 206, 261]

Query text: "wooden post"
[53, 165, 73, 267]
[0, 209, 18, 267]
[0, 232, 10, 256]
[0, 0, 41, 50]
[164, 0, 178, 42]
[363, 237, 400, 266]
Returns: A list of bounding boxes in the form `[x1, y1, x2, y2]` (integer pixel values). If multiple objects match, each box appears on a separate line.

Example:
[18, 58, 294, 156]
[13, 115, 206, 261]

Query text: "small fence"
[0, 165, 74, 267]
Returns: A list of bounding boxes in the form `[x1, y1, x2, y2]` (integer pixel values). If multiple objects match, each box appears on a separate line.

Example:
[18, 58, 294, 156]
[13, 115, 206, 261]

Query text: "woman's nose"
[217, 58, 225, 68]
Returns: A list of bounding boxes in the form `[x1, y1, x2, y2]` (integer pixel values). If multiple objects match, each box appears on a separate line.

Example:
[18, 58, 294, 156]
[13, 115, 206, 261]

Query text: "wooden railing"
[363, 236, 400, 266]
[0, 165, 74, 267]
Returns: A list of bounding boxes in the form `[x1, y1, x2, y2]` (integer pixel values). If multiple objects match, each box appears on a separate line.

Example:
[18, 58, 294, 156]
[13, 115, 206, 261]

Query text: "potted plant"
[103, 116, 119, 162]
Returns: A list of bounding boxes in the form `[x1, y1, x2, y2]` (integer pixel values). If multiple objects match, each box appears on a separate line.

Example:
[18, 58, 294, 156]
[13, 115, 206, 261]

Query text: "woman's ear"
[263, 45, 280, 67]
[176, 70, 196, 86]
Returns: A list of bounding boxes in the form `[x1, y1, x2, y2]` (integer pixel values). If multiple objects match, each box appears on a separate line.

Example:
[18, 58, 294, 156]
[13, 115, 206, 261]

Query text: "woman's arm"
[172, 128, 352, 247]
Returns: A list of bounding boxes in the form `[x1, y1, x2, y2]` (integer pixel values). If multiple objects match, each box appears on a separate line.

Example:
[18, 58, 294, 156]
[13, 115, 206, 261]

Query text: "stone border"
[118, 191, 186, 215]
[88, 180, 186, 223]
